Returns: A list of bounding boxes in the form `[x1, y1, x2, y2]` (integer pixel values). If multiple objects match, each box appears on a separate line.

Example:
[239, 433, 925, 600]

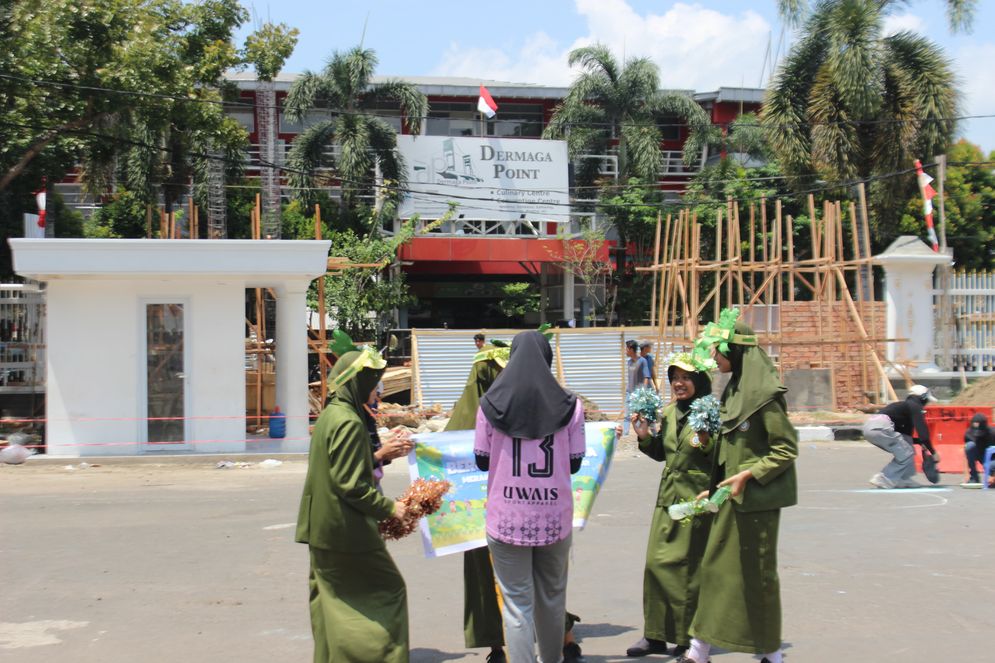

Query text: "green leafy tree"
[84, 189, 151, 238]
[543, 44, 710, 187]
[496, 282, 541, 320]
[896, 139, 995, 270]
[1, 0, 250, 205]
[765, 0, 967, 226]
[242, 22, 299, 82]
[283, 46, 429, 214]
[596, 178, 661, 254]
[315, 208, 453, 341]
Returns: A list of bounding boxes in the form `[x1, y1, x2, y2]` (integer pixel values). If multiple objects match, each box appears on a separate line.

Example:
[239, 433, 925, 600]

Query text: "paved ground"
[2, 439, 995, 662]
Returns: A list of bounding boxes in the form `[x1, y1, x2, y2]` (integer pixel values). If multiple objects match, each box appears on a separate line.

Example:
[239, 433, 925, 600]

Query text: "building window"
[227, 107, 255, 133]
[426, 101, 544, 137]
[279, 109, 329, 135]
[655, 114, 682, 141]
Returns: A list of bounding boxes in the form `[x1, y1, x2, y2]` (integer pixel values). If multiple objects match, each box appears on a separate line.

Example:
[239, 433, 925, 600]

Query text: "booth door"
[143, 302, 189, 450]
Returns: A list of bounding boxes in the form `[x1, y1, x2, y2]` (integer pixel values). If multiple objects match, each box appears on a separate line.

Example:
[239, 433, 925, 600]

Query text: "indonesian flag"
[477, 84, 498, 118]
[914, 160, 938, 251]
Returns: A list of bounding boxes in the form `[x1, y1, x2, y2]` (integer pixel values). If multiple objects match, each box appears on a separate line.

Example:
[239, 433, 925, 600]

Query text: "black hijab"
[479, 331, 577, 439]
[966, 413, 990, 444]
[667, 364, 712, 413]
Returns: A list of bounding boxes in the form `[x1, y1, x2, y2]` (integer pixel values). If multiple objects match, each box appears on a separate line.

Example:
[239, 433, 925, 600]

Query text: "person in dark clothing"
[862, 384, 939, 489]
[963, 413, 994, 485]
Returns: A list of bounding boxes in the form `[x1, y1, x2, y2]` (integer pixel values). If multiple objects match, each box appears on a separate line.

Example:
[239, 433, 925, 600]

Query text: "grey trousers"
[487, 533, 571, 663]
[863, 418, 916, 483]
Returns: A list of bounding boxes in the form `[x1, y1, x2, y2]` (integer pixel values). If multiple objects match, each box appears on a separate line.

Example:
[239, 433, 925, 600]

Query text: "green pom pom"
[627, 387, 664, 423]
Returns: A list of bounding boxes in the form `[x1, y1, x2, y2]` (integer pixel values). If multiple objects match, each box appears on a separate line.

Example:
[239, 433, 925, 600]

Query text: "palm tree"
[764, 0, 971, 224]
[543, 44, 710, 188]
[283, 46, 428, 219]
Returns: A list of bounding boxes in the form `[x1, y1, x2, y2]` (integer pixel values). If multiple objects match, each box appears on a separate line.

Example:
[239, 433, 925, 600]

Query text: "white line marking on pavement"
[263, 522, 295, 530]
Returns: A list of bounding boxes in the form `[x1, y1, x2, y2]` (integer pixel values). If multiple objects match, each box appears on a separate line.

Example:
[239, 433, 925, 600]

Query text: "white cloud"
[882, 12, 926, 36]
[954, 42, 995, 151]
[433, 1, 772, 91]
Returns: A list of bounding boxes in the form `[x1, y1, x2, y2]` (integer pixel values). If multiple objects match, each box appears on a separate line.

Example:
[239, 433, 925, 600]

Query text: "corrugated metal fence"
[412, 327, 687, 418]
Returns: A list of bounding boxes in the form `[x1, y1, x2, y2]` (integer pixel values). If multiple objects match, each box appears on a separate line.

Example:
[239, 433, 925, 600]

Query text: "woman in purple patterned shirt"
[474, 330, 586, 663]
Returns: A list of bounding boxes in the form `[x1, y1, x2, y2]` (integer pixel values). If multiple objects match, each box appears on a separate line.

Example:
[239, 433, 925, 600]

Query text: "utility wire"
[3, 71, 995, 132]
[5, 117, 992, 211]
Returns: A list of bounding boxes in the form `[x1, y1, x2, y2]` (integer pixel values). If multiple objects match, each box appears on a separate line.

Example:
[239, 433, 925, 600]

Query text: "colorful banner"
[407, 422, 617, 558]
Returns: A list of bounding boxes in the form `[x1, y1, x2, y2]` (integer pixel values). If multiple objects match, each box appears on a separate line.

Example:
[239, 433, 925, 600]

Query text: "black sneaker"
[485, 649, 506, 663]
[626, 637, 669, 657]
[671, 644, 688, 657]
[563, 641, 586, 663]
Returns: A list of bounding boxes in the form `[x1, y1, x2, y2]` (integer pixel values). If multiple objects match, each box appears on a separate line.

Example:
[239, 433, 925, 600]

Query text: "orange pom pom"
[378, 478, 452, 540]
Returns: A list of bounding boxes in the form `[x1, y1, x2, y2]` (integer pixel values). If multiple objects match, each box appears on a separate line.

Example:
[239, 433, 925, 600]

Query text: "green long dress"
[639, 401, 715, 647]
[689, 322, 798, 655]
[295, 352, 408, 663]
[446, 357, 507, 649]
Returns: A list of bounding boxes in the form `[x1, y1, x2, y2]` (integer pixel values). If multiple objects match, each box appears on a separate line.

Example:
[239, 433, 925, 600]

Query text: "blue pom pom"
[688, 395, 721, 435]
[627, 387, 664, 423]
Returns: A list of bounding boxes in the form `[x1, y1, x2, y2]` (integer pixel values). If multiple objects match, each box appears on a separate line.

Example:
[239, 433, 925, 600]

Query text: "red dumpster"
[915, 405, 994, 474]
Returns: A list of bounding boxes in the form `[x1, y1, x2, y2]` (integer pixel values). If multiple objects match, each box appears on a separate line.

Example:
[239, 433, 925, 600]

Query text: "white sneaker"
[869, 472, 895, 489]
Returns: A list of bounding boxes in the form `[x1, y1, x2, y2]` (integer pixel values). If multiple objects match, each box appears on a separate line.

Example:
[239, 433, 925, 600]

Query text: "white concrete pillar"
[562, 270, 575, 324]
[873, 236, 950, 372]
[275, 282, 311, 451]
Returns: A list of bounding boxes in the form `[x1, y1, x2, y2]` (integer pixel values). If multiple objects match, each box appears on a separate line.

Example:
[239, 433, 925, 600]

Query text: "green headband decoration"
[473, 344, 511, 368]
[329, 329, 358, 357]
[695, 308, 758, 356]
[537, 323, 554, 341]
[665, 347, 717, 375]
[327, 344, 387, 395]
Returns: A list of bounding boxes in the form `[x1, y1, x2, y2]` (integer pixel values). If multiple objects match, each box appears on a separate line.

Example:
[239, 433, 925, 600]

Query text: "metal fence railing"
[934, 271, 995, 372]
[0, 283, 46, 394]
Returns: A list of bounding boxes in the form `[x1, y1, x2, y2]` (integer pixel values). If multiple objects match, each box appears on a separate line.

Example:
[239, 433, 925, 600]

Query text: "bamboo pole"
[188, 197, 195, 240]
[857, 182, 880, 401]
[734, 201, 744, 307]
[650, 212, 663, 327]
[657, 214, 674, 338]
[315, 203, 328, 406]
[146, 205, 153, 239]
[835, 267, 897, 401]
[786, 214, 795, 301]
[849, 201, 869, 402]
[725, 198, 734, 310]
[714, 208, 723, 321]
[254, 193, 262, 240]
[749, 203, 756, 298]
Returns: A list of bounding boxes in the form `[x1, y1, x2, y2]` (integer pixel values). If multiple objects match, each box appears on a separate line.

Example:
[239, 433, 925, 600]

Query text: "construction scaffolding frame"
[642, 184, 899, 407]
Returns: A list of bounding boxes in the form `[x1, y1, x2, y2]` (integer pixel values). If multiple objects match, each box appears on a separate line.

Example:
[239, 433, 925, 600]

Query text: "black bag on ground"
[921, 449, 940, 484]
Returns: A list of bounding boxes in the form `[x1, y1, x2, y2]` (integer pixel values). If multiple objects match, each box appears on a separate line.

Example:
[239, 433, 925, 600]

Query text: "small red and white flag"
[477, 84, 498, 119]
[34, 184, 47, 230]
[914, 159, 939, 251]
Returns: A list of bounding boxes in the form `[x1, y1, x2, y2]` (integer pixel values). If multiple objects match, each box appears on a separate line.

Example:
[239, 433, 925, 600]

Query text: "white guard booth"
[10, 239, 330, 457]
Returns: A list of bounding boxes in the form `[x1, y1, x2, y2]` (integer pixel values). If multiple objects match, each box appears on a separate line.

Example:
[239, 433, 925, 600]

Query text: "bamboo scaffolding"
[647, 193, 890, 407]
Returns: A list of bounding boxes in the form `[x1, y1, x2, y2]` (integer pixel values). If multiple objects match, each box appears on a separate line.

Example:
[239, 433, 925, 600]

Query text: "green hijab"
[329, 350, 386, 414]
[444, 356, 503, 431]
[718, 320, 787, 433]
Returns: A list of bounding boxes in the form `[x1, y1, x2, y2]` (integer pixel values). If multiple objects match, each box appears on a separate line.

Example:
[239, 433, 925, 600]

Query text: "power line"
[4, 71, 995, 133]
[5, 116, 992, 212]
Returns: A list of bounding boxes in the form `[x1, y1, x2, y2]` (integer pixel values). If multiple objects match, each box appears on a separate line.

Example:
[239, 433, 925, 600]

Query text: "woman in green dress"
[626, 351, 714, 659]
[445, 345, 508, 660]
[295, 346, 409, 663]
[683, 310, 798, 663]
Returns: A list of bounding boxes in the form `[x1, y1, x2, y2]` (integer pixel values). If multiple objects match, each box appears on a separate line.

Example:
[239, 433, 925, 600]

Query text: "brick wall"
[776, 301, 886, 409]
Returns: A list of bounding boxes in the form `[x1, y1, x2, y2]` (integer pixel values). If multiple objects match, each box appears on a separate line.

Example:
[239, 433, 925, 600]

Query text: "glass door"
[144, 303, 187, 448]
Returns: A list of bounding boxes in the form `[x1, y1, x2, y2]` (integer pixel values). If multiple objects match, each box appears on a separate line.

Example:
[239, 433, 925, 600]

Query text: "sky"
[235, 0, 995, 152]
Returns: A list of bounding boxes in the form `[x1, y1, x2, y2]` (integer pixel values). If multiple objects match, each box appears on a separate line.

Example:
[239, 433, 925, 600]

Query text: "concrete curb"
[23, 451, 308, 466]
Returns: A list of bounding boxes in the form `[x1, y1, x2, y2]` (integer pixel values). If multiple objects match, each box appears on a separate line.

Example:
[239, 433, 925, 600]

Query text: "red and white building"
[57, 74, 763, 328]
